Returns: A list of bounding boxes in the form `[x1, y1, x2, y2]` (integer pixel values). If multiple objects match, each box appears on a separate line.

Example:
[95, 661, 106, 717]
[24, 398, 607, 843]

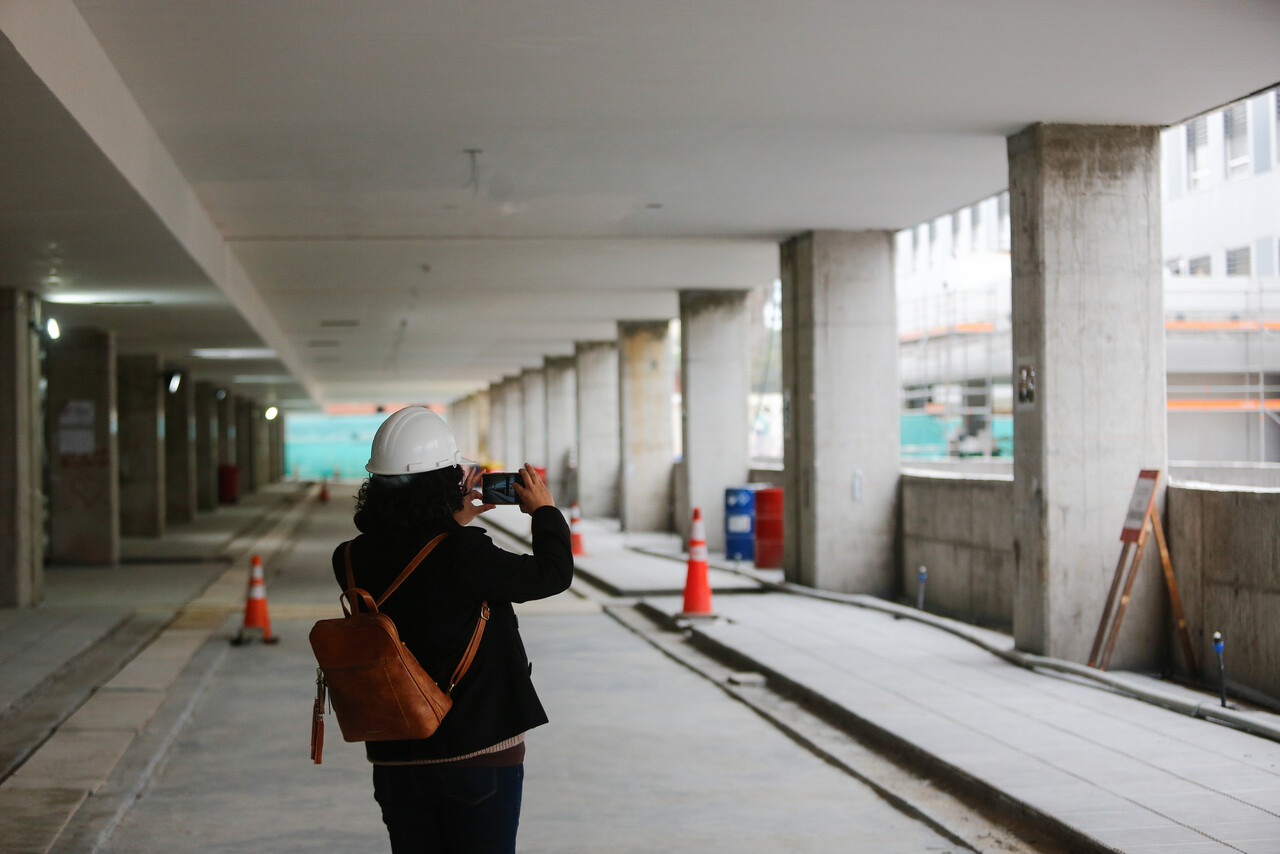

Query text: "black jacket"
[331, 506, 573, 763]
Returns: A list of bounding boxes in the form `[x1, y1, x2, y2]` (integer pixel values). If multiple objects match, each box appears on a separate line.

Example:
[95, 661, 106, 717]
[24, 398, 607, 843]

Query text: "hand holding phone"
[513, 463, 554, 515]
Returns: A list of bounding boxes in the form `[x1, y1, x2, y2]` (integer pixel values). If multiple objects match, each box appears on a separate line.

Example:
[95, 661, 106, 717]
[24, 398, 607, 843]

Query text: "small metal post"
[1213, 631, 1226, 708]
[916, 566, 927, 610]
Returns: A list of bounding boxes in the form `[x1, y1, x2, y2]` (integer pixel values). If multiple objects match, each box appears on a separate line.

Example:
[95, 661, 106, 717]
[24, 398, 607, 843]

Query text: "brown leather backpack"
[309, 534, 489, 764]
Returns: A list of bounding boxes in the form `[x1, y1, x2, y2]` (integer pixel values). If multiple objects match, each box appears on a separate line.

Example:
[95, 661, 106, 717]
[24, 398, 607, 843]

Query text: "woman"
[333, 406, 573, 853]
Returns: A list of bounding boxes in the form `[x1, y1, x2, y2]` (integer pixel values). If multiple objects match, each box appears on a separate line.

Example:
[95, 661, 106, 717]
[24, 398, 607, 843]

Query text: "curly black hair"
[353, 466, 465, 534]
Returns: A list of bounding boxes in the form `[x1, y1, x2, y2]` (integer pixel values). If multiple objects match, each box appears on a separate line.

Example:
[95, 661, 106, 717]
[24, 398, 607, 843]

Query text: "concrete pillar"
[474, 390, 491, 462]
[521, 369, 547, 470]
[679, 290, 751, 551]
[781, 231, 898, 594]
[194, 382, 218, 511]
[252, 404, 270, 491]
[217, 391, 235, 467]
[117, 354, 165, 537]
[544, 356, 577, 506]
[46, 329, 119, 565]
[488, 382, 507, 468]
[503, 376, 524, 468]
[164, 372, 197, 524]
[618, 321, 673, 532]
[575, 341, 620, 517]
[268, 414, 284, 483]
[235, 397, 254, 494]
[1008, 124, 1166, 667]
[0, 290, 44, 605]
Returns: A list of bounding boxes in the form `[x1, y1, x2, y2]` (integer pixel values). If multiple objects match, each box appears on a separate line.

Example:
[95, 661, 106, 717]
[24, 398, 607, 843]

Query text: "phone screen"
[481, 472, 520, 505]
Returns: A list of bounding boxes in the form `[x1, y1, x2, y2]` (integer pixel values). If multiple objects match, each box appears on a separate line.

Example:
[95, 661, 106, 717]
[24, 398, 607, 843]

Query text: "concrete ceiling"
[2, 1, 1278, 407]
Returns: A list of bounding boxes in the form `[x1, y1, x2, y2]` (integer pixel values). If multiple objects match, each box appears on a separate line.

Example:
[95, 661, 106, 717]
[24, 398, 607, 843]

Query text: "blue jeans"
[372, 763, 524, 854]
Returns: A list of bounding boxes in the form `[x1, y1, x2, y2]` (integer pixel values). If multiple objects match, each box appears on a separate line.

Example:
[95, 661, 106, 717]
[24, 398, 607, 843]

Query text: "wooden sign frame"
[1088, 470, 1198, 675]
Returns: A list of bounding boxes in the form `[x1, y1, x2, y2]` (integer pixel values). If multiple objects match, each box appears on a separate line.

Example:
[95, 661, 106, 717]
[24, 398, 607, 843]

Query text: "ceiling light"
[166, 370, 182, 394]
[216, 389, 228, 400]
[264, 406, 279, 421]
[45, 318, 60, 340]
[191, 348, 277, 360]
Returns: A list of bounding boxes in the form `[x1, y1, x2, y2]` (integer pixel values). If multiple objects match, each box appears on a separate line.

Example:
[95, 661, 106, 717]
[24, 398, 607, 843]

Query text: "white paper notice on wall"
[58, 400, 96, 454]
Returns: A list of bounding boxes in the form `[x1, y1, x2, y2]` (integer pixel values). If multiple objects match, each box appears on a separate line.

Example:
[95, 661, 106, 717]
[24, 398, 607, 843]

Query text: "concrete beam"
[1009, 123, 1166, 668]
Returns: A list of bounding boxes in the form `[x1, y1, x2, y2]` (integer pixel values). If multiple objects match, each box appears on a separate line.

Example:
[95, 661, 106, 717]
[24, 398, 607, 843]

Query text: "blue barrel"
[725, 486, 759, 561]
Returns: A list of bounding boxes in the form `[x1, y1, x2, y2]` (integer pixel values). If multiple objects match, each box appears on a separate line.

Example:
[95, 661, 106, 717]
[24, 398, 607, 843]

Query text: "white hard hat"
[366, 406, 469, 475]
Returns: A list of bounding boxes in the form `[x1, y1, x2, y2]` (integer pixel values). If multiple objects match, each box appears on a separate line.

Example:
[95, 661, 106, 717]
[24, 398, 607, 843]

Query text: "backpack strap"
[342, 533, 450, 612]
[448, 602, 491, 694]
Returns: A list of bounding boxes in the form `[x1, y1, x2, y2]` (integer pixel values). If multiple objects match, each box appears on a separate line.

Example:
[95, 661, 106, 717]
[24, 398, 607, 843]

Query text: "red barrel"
[218, 465, 239, 504]
[754, 487, 784, 569]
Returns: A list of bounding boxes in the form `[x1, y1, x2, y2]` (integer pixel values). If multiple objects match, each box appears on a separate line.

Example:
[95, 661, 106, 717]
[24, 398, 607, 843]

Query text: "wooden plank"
[1089, 542, 1132, 668]
[1151, 511, 1198, 679]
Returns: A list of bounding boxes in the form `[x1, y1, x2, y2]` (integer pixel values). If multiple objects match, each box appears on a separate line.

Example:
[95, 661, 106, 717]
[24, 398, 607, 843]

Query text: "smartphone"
[481, 472, 521, 505]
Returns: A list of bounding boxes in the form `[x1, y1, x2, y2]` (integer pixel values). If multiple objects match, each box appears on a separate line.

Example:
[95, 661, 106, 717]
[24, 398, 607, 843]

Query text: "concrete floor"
[80, 502, 965, 853]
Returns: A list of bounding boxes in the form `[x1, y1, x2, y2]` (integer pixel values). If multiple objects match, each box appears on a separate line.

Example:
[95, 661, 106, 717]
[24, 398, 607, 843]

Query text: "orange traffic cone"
[233, 555, 279, 645]
[680, 507, 714, 617]
[570, 503, 587, 556]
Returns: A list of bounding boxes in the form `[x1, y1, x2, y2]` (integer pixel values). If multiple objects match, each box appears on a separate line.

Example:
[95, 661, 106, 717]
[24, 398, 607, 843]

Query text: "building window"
[1224, 102, 1250, 179]
[951, 211, 962, 257]
[1188, 255, 1212, 276]
[1186, 116, 1210, 190]
[970, 203, 982, 251]
[1226, 246, 1251, 276]
[1166, 258, 1184, 276]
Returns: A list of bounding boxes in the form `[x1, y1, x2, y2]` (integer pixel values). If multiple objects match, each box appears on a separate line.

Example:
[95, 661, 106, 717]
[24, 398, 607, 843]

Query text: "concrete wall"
[1168, 483, 1280, 703]
[901, 471, 1015, 628]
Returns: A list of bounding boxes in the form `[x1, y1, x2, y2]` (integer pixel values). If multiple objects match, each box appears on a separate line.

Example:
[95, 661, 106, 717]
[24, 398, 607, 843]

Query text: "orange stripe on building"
[1167, 399, 1280, 412]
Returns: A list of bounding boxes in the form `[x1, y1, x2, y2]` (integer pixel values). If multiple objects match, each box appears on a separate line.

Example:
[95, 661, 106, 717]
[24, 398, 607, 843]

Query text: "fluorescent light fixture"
[45, 318, 60, 340]
[264, 406, 279, 421]
[232, 375, 294, 384]
[190, 348, 277, 360]
[166, 370, 182, 393]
